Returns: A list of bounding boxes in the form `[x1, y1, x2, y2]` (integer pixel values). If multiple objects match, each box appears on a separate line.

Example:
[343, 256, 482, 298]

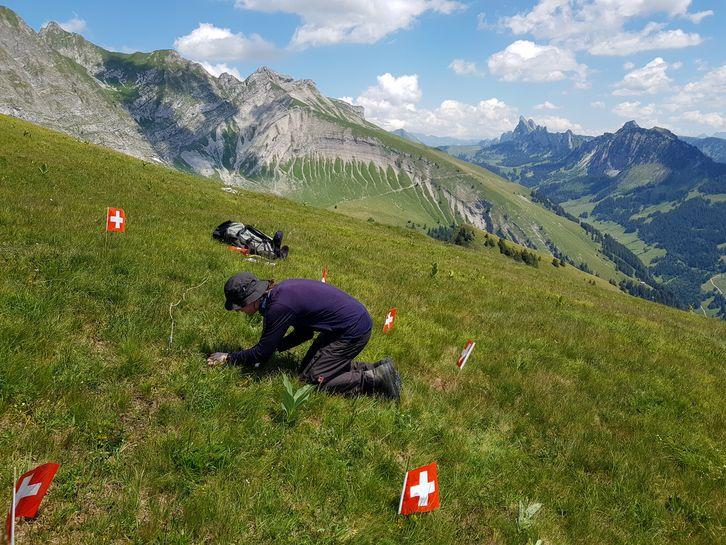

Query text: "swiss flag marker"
[6, 463, 59, 544]
[457, 340, 476, 370]
[398, 462, 440, 515]
[321, 266, 328, 283]
[105, 207, 126, 233]
[382, 308, 397, 334]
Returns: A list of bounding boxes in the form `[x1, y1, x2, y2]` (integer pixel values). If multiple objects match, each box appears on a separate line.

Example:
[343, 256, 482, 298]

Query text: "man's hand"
[206, 352, 229, 367]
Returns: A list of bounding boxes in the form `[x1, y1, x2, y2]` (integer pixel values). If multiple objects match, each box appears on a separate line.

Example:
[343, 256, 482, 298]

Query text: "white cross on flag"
[106, 207, 126, 233]
[398, 462, 440, 515]
[5, 463, 59, 542]
[382, 307, 397, 334]
[457, 340, 476, 369]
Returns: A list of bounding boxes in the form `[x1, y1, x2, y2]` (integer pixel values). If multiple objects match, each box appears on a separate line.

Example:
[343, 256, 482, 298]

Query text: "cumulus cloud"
[612, 101, 661, 126]
[534, 101, 559, 110]
[532, 115, 582, 132]
[235, 0, 465, 49]
[675, 110, 726, 129]
[502, 0, 704, 56]
[345, 73, 518, 138]
[487, 40, 588, 85]
[174, 23, 277, 62]
[449, 59, 482, 76]
[613, 57, 673, 96]
[590, 100, 605, 108]
[588, 23, 701, 56]
[663, 65, 726, 112]
[198, 62, 242, 80]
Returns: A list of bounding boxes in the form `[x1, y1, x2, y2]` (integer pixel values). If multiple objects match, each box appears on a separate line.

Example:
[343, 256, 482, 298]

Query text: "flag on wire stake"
[321, 266, 328, 283]
[398, 462, 440, 515]
[6, 463, 59, 544]
[457, 340, 476, 370]
[382, 307, 397, 334]
[105, 207, 126, 233]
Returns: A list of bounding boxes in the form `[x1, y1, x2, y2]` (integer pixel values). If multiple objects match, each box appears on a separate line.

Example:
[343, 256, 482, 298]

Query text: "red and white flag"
[398, 462, 440, 515]
[321, 266, 328, 283]
[457, 340, 476, 369]
[105, 207, 126, 233]
[382, 308, 397, 334]
[5, 463, 59, 542]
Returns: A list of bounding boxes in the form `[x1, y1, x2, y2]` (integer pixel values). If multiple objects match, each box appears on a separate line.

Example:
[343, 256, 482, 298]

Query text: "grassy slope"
[1, 116, 724, 544]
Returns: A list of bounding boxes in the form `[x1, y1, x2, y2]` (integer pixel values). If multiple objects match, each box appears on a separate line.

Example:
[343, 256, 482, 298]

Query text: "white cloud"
[346, 73, 518, 138]
[174, 23, 277, 62]
[612, 101, 661, 126]
[590, 100, 605, 108]
[613, 57, 673, 96]
[487, 40, 588, 86]
[449, 59, 482, 76]
[685, 10, 713, 23]
[694, 59, 709, 71]
[236, 0, 465, 49]
[534, 101, 559, 110]
[663, 65, 726, 112]
[623, 61, 635, 70]
[477, 12, 492, 30]
[59, 16, 87, 33]
[588, 23, 702, 56]
[532, 115, 582, 132]
[675, 111, 726, 129]
[502, 0, 704, 56]
[198, 62, 242, 79]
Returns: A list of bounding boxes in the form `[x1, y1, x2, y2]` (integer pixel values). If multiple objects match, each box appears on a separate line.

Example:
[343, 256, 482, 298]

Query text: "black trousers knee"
[299, 328, 374, 395]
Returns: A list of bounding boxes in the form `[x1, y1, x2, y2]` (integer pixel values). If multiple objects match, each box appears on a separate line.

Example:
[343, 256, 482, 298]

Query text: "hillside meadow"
[0, 115, 724, 544]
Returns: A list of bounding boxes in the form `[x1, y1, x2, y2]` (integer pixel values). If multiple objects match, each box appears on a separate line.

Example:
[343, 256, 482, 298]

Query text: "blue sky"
[8, 0, 725, 138]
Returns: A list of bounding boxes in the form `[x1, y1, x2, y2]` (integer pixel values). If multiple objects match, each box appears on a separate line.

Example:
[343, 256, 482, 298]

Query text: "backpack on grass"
[212, 220, 289, 260]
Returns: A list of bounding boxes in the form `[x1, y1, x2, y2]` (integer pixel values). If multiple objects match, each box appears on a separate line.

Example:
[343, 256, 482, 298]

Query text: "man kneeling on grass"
[207, 272, 402, 400]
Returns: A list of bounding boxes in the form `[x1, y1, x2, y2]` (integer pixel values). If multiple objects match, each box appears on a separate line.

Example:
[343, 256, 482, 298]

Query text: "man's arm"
[277, 327, 315, 353]
[229, 306, 294, 367]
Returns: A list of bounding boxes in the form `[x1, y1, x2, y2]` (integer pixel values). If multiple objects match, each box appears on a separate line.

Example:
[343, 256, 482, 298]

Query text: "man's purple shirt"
[229, 279, 373, 367]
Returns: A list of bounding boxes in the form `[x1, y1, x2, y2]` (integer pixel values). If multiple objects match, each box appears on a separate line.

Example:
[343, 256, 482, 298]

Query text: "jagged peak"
[620, 120, 640, 131]
[247, 66, 294, 85]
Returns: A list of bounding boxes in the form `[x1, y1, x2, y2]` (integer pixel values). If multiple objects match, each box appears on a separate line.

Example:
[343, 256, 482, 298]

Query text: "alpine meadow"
[2, 1, 726, 544]
[1, 115, 724, 544]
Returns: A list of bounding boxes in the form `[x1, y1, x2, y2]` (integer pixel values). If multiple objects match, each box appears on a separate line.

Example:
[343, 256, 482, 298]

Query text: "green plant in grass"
[38, 162, 49, 175]
[518, 499, 543, 529]
[280, 374, 314, 420]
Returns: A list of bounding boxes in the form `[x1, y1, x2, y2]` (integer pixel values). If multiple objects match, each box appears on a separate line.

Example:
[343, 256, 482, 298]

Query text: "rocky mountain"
[0, 8, 158, 160]
[533, 121, 726, 309]
[678, 135, 726, 163]
[442, 117, 591, 184]
[0, 5, 632, 282]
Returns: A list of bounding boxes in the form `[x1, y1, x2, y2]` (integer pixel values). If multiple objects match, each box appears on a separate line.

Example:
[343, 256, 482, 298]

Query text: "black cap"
[224, 272, 269, 311]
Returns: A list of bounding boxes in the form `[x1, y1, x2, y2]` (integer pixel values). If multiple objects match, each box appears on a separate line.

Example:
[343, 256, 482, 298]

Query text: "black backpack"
[212, 220, 289, 259]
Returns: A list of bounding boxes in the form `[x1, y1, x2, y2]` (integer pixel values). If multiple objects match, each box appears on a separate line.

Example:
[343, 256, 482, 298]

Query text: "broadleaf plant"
[281, 374, 315, 420]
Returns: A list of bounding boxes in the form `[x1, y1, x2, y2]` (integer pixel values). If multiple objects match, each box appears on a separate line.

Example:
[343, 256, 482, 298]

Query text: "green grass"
[1, 115, 725, 544]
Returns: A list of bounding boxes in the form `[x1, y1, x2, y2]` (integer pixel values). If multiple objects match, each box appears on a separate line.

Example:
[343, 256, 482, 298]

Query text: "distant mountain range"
[391, 128, 490, 147]
[444, 118, 726, 313]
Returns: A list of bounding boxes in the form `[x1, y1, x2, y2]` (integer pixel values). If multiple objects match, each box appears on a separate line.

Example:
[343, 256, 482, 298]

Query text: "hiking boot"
[353, 356, 392, 372]
[369, 359, 402, 400]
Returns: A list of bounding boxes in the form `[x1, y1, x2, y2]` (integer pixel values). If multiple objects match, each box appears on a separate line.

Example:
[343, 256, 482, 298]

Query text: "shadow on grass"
[199, 341, 300, 380]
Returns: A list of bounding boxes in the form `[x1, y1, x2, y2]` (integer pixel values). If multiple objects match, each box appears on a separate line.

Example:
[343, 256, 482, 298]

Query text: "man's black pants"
[299, 328, 375, 395]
